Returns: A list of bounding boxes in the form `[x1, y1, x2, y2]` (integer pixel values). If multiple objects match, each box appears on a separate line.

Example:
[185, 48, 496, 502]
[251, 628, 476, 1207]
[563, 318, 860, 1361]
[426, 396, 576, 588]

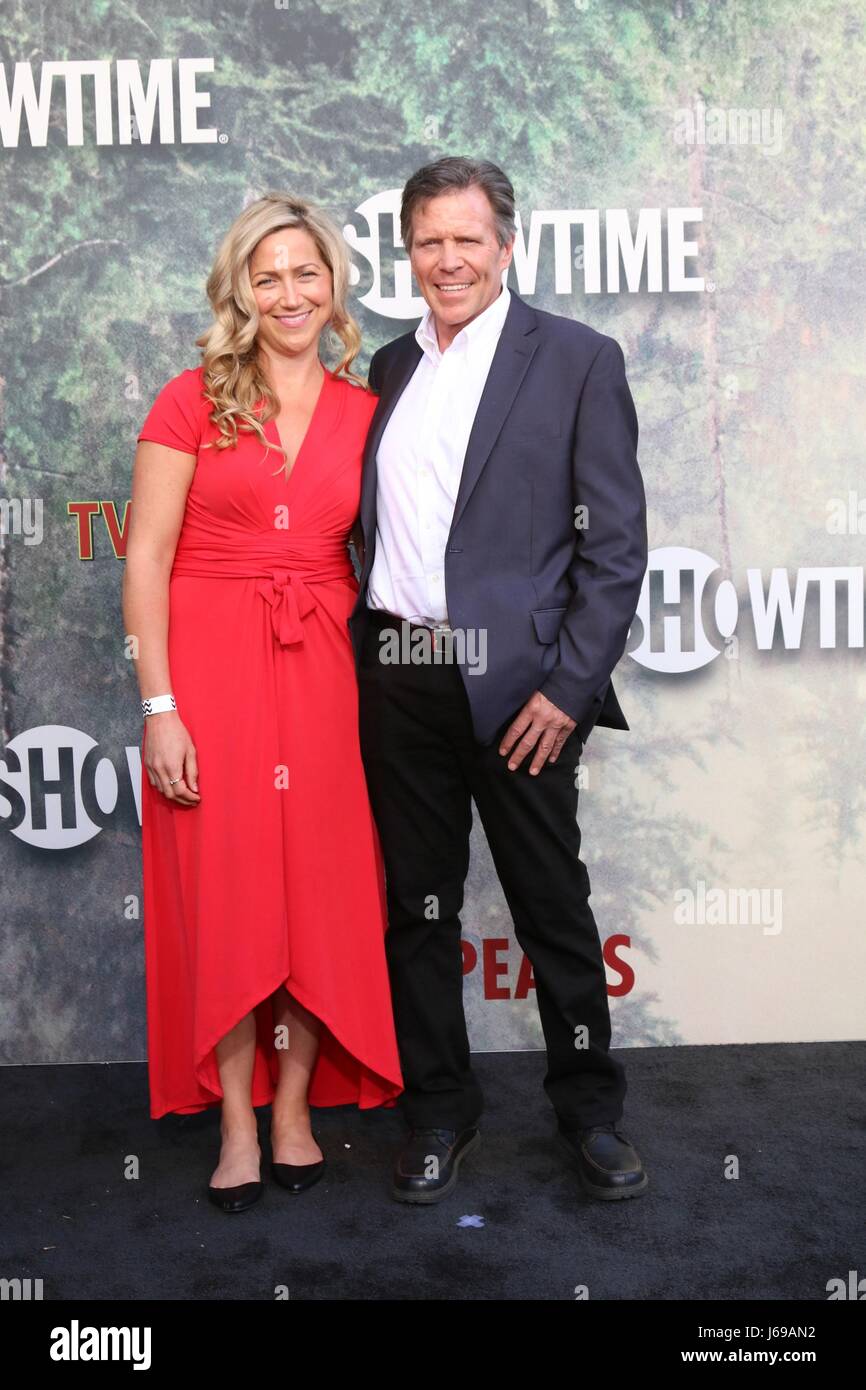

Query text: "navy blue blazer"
[348, 290, 648, 749]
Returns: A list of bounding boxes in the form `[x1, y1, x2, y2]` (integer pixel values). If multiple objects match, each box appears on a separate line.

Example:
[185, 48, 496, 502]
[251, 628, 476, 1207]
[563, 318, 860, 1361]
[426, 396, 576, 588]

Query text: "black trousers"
[357, 608, 627, 1133]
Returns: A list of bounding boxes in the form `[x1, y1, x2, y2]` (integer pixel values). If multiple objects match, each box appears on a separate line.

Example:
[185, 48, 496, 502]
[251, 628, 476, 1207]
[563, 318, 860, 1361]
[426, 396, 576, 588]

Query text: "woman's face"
[249, 227, 334, 360]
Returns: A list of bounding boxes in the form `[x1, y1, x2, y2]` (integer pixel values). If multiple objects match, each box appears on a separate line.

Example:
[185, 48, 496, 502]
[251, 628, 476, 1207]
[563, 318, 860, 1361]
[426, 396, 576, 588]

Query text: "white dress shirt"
[367, 284, 511, 625]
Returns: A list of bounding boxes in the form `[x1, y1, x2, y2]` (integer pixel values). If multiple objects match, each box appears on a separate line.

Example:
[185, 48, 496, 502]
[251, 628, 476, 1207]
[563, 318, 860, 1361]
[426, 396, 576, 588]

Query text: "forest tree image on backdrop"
[1, 0, 864, 1072]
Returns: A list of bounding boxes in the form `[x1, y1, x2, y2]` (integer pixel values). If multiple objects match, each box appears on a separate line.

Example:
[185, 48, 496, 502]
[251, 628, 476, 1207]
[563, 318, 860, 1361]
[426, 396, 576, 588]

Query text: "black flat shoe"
[557, 1122, 649, 1200]
[206, 1180, 264, 1213]
[271, 1157, 326, 1193]
[392, 1126, 480, 1204]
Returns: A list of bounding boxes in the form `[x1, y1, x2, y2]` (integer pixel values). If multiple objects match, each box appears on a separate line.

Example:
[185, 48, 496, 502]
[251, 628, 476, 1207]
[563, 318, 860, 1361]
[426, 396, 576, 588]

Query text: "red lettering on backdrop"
[460, 935, 635, 999]
[460, 939, 477, 975]
[101, 501, 131, 557]
[514, 950, 535, 998]
[603, 934, 634, 997]
[67, 502, 101, 560]
[67, 501, 131, 559]
[483, 939, 510, 998]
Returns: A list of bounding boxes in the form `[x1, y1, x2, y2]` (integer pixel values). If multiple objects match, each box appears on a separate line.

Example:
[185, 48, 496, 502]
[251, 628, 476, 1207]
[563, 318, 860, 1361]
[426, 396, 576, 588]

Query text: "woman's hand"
[143, 712, 200, 805]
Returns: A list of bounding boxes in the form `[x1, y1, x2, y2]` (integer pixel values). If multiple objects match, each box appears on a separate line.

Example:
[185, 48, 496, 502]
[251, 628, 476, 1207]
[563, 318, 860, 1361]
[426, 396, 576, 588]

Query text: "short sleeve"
[137, 368, 206, 455]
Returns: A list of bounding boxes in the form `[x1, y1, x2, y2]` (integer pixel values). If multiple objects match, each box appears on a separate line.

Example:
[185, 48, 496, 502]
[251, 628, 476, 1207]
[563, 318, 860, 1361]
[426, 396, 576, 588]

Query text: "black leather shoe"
[392, 1126, 480, 1204]
[271, 1157, 326, 1194]
[557, 1122, 648, 1200]
[207, 1180, 263, 1213]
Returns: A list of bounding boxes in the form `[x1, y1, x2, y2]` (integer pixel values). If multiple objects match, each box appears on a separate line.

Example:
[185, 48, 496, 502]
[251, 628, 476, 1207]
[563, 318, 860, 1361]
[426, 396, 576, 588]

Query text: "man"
[348, 156, 649, 1203]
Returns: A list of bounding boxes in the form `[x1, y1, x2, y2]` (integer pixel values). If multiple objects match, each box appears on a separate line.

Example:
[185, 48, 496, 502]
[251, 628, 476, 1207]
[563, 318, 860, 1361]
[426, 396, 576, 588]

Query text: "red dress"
[136, 363, 403, 1119]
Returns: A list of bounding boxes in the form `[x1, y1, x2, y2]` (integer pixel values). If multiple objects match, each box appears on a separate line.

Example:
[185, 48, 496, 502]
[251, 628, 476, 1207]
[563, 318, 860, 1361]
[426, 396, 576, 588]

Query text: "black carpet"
[2, 1042, 862, 1301]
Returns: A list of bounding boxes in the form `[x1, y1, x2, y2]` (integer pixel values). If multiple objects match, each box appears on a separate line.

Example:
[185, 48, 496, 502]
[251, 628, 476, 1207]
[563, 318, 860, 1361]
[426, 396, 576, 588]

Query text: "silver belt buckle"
[429, 621, 452, 656]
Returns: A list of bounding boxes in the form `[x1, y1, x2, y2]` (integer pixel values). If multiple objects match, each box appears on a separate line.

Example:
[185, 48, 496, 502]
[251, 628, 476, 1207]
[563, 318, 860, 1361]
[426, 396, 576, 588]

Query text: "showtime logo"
[0, 726, 142, 849]
[0, 59, 218, 147]
[632, 547, 865, 672]
[344, 189, 706, 318]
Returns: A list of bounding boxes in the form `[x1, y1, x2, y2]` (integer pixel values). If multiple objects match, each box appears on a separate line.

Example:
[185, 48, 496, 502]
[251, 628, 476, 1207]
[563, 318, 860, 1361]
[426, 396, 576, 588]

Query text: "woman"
[122, 192, 403, 1214]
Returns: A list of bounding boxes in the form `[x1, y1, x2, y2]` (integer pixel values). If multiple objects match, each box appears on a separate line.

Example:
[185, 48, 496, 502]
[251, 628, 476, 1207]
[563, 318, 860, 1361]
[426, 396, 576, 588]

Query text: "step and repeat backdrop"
[1, 0, 864, 1075]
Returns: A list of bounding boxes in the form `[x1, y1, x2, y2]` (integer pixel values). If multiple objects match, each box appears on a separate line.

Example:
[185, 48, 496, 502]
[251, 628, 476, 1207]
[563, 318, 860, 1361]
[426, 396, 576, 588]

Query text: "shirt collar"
[416, 284, 511, 363]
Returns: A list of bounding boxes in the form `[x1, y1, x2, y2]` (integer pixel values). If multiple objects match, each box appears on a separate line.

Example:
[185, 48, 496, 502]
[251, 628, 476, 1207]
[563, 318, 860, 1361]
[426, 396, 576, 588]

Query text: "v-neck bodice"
[261, 363, 331, 485]
[136, 363, 377, 587]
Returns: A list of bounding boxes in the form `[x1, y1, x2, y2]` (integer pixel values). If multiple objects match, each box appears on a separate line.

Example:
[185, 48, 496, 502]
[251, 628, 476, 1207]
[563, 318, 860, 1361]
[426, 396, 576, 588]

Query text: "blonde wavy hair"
[195, 191, 368, 477]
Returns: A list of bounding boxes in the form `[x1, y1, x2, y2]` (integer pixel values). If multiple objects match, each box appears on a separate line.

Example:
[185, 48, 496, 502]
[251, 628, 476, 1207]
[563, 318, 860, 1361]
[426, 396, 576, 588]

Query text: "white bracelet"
[142, 694, 177, 717]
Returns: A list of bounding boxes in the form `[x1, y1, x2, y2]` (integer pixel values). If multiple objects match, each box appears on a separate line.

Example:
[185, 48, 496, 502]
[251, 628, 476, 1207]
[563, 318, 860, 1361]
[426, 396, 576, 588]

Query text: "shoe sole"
[206, 1186, 264, 1213]
[392, 1130, 481, 1205]
[556, 1132, 649, 1201]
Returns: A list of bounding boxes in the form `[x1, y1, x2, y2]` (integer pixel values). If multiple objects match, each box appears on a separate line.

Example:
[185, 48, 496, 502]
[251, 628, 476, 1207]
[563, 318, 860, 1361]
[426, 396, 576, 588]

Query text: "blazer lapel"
[359, 290, 539, 570]
[448, 291, 539, 535]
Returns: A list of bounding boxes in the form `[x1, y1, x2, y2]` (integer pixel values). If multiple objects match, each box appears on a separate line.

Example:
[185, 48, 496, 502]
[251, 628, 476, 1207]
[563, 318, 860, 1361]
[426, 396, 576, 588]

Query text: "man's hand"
[498, 691, 577, 775]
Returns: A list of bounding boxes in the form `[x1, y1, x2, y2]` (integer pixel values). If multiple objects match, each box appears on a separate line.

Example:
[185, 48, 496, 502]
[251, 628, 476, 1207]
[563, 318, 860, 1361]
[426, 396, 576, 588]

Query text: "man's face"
[408, 186, 514, 348]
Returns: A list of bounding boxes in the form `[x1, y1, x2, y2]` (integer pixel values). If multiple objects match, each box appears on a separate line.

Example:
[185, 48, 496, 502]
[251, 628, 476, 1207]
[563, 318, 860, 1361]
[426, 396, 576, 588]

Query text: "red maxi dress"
[136, 363, 403, 1119]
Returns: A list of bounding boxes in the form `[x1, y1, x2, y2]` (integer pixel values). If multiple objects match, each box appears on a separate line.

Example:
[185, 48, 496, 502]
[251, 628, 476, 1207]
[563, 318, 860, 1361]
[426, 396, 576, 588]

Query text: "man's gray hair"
[401, 156, 517, 254]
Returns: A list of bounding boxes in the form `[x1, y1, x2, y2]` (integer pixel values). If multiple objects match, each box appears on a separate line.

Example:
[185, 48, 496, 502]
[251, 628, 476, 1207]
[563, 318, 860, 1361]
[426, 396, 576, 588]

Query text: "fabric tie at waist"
[170, 529, 355, 648]
[255, 568, 318, 646]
